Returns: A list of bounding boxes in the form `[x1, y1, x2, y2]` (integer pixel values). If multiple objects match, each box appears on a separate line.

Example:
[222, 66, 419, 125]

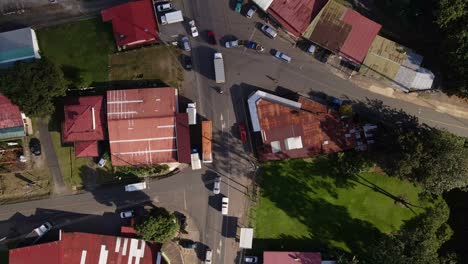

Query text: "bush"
[135, 207, 178, 243]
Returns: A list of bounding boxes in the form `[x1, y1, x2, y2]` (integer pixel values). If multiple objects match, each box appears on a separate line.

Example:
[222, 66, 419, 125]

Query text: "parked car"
[213, 176, 221, 194]
[97, 158, 106, 167]
[221, 197, 229, 215]
[239, 124, 247, 142]
[235, 0, 243, 12]
[33, 222, 52, 237]
[260, 24, 278, 38]
[120, 210, 134, 219]
[307, 43, 316, 54]
[207, 31, 217, 45]
[245, 41, 264, 52]
[189, 20, 199, 37]
[179, 239, 197, 249]
[205, 249, 213, 264]
[156, 2, 172, 12]
[181, 36, 191, 51]
[246, 6, 257, 18]
[29, 138, 41, 156]
[225, 40, 239, 48]
[183, 55, 192, 70]
[274, 50, 292, 63]
[245, 256, 259, 263]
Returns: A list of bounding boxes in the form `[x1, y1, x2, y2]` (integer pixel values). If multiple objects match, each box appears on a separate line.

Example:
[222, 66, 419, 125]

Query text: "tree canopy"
[135, 207, 178, 243]
[0, 58, 67, 116]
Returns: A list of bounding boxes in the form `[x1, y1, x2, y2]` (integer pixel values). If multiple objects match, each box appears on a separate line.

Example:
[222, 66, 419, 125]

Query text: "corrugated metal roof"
[394, 66, 434, 91]
[106, 88, 184, 166]
[0, 93, 24, 130]
[9, 241, 61, 264]
[263, 251, 321, 264]
[202, 120, 212, 163]
[101, 0, 159, 47]
[268, 0, 328, 37]
[74, 141, 99, 157]
[252, 0, 275, 11]
[0, 28, 38, 64]
[175, 113, 191, 164]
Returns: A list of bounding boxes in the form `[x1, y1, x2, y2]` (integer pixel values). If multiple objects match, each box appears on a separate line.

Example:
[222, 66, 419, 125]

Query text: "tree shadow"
[61, 65, 84, 89]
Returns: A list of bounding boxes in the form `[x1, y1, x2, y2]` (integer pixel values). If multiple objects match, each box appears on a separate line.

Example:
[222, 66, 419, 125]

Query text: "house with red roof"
[9, 231, 164, 264]
[303, 0, 381, 64]
[62, 96, 106, 157]
[101, 0, 159, 50]
[106, 88, 190, 167]
[0, 93, 26, 140]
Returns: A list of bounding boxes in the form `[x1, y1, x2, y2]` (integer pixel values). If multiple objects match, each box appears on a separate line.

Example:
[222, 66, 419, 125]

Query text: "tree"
[135, 207, 178, 243]
[0, 58, 67, 116]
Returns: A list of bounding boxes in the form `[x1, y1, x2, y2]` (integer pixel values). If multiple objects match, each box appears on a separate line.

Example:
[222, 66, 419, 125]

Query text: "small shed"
[239, 228, 253, 249]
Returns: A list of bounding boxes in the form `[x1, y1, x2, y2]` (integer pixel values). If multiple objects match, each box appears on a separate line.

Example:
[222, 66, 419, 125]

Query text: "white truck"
[213, 53, 225, 83]
[125, 182, 147, 192]
[191, 152, 201, 170]
[161, 10, 184, 25]
[187, 103, 197, 125]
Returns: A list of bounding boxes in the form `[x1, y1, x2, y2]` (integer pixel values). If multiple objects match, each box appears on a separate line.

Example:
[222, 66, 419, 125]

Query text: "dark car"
[29, 138, 41, 156]
[179, 239, 197, 249]
[184, 55, 192, 70]
[207, 31, 217, 45]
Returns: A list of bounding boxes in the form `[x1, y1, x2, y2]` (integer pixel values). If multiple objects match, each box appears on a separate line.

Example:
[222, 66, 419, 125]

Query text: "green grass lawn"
[254, 158, 431, 254]
[36, 18, 115, 87]
[49, 131, 90, 188]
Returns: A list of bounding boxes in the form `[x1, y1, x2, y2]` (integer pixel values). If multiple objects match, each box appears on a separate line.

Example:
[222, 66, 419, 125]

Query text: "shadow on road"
[192, 45, 217, 80]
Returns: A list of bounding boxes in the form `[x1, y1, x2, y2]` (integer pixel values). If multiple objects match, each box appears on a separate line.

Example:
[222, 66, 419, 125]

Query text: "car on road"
[34, 222, 52, 237]
[181, 36, 191, 51]
[120, 210, 134, 219]
[188, 20, 199, 37]
[239, 124, 247, 142]
[246, 5, 257, 18]
[183, 55, 192, 70]
[225, 39, 239, 48]
[156, 2, 172, 12]
[274, 50, 292, 63]
[235, 0, 243, 12]
[207, 31, 217, 45]
[245, 256, 259, 263]
[221, 197, 229, 215]
[260, 24, 278, 38]
[205, 249, 212, 264]
[179, 239, 197, 249]
[29, 138, 41, 156]
[213, 176, 221, 194]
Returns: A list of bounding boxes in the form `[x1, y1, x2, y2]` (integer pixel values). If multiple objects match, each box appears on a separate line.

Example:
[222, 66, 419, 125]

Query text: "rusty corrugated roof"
[0, 93, 23, 130]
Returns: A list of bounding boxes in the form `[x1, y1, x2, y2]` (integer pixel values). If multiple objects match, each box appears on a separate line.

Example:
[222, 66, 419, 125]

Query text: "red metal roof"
[101, 0, 159, 47]
[107, 88, 189, 166]
[9, 232, 162, 264]
[339, 9, 382, 63]
[269, 0, 328, 37]
[255, 96, 356, 161]
[263, 251, 321, 264]
[0, 93, 23, 130]
[175, 113, 191, 164]
[62, 96, 106, 143]
[74, 141, 99, 157]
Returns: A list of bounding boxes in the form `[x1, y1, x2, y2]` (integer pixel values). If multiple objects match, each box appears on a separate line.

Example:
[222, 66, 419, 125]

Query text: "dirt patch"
[109, 45, 184, 89]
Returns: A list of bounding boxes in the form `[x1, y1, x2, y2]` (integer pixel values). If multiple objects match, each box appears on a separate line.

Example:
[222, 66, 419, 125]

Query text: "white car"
[156, 2, 172, 12]
[246, 6, 257, 18]
[213, 176, 221, 194]
[97, 158, 106, 167]
[221, 197, 229, 215]
[205, 249, 212, 264]
[260, 24, 278, 38]
[224, 40, 239, 48]
[274, 50, 292, 63]
[34, 222, 52, 237]
[245, 256, 259, 263]
[120, 210, 134, 219]
[189, 20, 199, 37]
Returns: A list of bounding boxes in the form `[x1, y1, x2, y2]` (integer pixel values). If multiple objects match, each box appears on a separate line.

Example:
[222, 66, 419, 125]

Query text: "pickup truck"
[239, 40, 264, 52]
[22, 222, 53, 245]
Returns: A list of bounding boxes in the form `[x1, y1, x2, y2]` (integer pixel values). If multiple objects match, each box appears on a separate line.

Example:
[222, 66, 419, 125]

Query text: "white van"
[125, 182, 147, 192]
[260, 24, 278, 38]
[274, 50, 291, 63]
[157, 3, 172, 12]
[205, 249, 212, 264]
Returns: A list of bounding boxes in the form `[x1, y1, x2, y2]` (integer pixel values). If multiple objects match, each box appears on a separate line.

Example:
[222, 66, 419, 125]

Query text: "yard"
[108, 46, 184, 89]
[253, 157, 432, 255]
[36, 18, 116, 88]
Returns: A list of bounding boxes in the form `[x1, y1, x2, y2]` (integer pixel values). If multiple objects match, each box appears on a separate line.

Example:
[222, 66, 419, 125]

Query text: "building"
[101, 0, 159, 50]
[9, 232, 163, 264]
[263, 251, 322, 264]
[106, 88, 190, 166]
[0, 28, 41, 67]
[0, 94, 26, 140]
[253, 0, 328, 37]
[360, 35, 434, 91]
[303, 0, 381, 64]
[62, 96, 106, 157]
[248, 91, 358, 161]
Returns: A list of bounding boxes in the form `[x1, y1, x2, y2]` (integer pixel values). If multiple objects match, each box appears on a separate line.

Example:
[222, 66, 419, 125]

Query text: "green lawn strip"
[254, 158, 430, 253]
[36, 18, 115, 87]
[49, 131, 88, 188]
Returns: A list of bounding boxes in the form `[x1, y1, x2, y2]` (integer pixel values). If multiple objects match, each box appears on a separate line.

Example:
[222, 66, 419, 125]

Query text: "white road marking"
[183, 189, 187, 210]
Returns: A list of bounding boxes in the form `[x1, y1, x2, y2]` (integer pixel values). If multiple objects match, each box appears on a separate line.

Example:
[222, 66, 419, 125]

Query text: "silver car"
[213, 176, 221, 194]
[260, 24, 278, 38]
[181, 36, 191, 51]
[246, 6, 257, 18]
